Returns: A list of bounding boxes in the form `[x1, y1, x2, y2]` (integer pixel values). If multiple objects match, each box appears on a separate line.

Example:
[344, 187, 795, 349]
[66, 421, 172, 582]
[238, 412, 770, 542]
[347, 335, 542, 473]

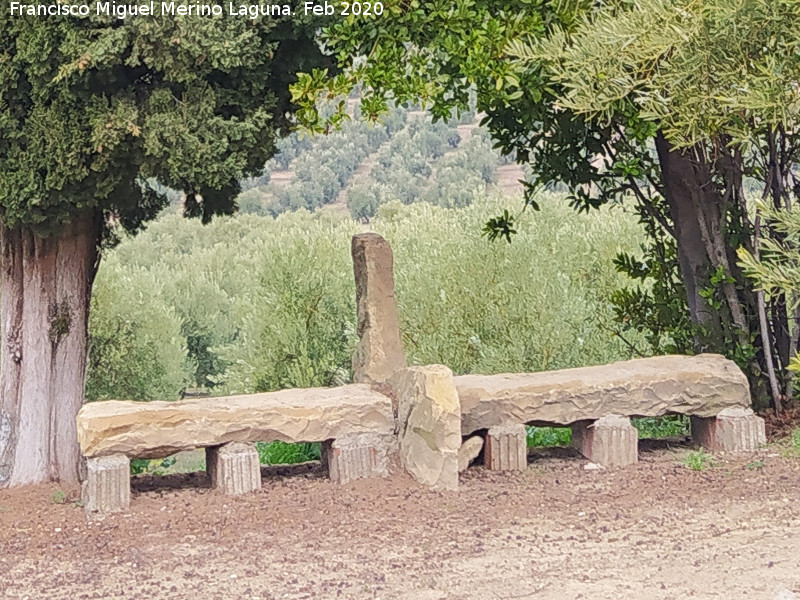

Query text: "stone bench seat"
[77, 384, 394, 513]
[454, 354, 764, 471]
[77, 384, 394, 458]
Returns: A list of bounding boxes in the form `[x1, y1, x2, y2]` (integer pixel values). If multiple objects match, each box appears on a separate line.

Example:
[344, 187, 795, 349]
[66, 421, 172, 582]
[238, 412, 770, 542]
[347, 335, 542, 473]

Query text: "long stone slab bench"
[454, 354, 765, 470]
[77, 384, 394, 513]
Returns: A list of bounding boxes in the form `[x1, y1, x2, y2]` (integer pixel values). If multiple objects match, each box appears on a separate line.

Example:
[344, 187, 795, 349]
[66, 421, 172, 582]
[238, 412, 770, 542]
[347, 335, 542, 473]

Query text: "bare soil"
[493, 164, 526, 194]
[2, 443, 799, 600]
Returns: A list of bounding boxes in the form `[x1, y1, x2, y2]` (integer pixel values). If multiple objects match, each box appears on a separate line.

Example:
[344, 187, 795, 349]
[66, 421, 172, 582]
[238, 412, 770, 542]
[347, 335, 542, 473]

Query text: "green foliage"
[534, 0, 800, 149]
[297, 0, 800, 411]
[91, 192, 647, 398]
[683, 449, 715, 471]
[611, 229, 695, 357]
[739, 201, 800, 308]
[633, 416, 689, 439]
[258, 110, 406, 215]
[526, 427, 571, 448]
[86, 264, 191, 401]
[256, 442, 321, 465]
[130, 457, 177, 476]
[746, 459, 766, 470]
[0, 2, 332, 234]
[346, 115, 501, 219]
[347, 186, 383, 221]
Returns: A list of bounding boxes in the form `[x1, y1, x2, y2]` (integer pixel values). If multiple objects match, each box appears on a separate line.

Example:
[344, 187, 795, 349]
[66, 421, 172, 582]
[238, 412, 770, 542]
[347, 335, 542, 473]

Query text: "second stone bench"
[455, 353, 766, 470]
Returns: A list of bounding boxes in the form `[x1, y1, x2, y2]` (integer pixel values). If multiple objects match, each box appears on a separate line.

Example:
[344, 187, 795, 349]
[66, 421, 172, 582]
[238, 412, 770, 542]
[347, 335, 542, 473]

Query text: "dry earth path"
[2, 443, 799, 600]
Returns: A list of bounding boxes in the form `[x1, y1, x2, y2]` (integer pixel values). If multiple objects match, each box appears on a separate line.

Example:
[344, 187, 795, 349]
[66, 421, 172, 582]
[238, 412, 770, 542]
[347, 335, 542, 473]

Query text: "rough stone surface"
[572, 415, 638, 467]
[351, 233, 407, 385]
[396, 365, 461, 490]
[83, 454, 130, 514]
[485, 424, 527, 471]
[325, 433, 392, 484]
[206, 443, 261, 495]
[456, 354, 750, 435]
[691, 407, 766, 452]
[77, 384, 394, 459]
[458, 436, 484, 473]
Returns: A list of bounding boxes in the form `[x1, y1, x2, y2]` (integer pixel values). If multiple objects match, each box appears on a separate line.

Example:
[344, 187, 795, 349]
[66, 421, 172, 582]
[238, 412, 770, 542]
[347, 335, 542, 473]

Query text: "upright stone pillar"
[691, 407, 766, 452]
[485, 424, 527, 471]
[83, 454, 130, 514]
[396, 365, 461, 490]
[351, 233, 407, 387]
[206, 442, 261, 495]
[572, 414, 638, 467]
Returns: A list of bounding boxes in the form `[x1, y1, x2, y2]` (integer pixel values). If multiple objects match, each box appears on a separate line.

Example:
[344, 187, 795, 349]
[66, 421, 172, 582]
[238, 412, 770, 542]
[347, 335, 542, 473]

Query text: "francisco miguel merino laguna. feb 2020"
[8, 1, 298, 18]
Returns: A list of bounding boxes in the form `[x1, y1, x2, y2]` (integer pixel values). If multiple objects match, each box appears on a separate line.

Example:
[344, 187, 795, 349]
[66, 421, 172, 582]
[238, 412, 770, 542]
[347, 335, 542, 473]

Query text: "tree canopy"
[295, 0, 800, 409]
[0, 4, 331, 235]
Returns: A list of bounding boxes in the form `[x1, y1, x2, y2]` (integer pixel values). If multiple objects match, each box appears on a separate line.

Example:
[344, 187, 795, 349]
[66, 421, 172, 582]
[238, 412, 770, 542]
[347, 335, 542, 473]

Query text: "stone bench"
[77, 384, 395, 513]
[455, 354, 765, 470]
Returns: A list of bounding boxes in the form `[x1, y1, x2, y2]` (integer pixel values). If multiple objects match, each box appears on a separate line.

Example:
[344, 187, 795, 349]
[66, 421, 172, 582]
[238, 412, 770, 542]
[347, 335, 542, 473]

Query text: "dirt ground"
[2, 441, 799, 600]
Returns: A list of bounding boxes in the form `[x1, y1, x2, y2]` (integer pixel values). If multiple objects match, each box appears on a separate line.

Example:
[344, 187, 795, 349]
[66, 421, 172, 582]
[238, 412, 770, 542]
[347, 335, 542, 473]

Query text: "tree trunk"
[0, 213, 100, 487]
[655, 133, 773, 408]
[654, 133, 725, 351]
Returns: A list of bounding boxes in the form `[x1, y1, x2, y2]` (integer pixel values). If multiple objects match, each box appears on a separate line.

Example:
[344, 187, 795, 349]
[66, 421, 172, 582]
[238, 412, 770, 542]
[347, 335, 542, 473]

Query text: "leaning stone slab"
[77, 384, 394, 459]
[325, 433, 392, 484]
[456, 354, 749, 435]
[458, 436, 484, 472]
[351, 233, 407, 385]
[485, 424, 527, 471]
[206, 442, 261, 495]
[691, 407, 766, 452]
[572, 415, 638, 467]
[396, 365, 461, 490]
[83, 454, 130, 514]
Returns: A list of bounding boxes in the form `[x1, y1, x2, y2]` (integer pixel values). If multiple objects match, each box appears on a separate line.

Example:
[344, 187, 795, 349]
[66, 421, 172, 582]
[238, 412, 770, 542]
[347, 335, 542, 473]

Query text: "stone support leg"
[206, 442, 261, 495]
[83, 454, 130, 514]
[572, 415, 638, 467]
[485, 424, 527, 471]
[691, 407, 766, 452]
[325, 433, 391, 484]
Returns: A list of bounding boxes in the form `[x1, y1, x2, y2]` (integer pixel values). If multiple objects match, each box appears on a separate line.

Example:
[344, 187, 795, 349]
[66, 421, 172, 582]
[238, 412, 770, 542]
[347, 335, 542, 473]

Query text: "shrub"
[87, 264, 192, 401]
[94, 193, 648, 400]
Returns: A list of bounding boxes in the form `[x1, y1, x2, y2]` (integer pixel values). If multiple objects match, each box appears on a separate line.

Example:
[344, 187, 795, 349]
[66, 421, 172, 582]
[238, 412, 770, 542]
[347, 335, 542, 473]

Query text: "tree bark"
[655, 133, 775, 408]
[654, 133, 725, 351]
[0, 213, 100, 487]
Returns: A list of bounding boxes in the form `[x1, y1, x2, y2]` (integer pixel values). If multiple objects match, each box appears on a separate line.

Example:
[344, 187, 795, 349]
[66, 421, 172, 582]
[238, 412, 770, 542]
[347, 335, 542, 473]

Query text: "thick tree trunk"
[655, 133, 773, 408]
[0, 214, 100, 487]
[654, 133, 725, 351]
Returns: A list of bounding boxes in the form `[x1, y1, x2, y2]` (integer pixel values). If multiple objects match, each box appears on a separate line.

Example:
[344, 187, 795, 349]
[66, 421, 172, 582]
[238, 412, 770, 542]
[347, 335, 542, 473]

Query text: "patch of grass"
[52, 489, 82, 508]
[130, 457, 177, 476]
[746, 459, 765, 470]
[683, 449, 715, 471]
[774, 427, 800, 458]
[633, 415, 689, 439]
[256, 441, 321, 465]
[526, 426, 571, 448]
